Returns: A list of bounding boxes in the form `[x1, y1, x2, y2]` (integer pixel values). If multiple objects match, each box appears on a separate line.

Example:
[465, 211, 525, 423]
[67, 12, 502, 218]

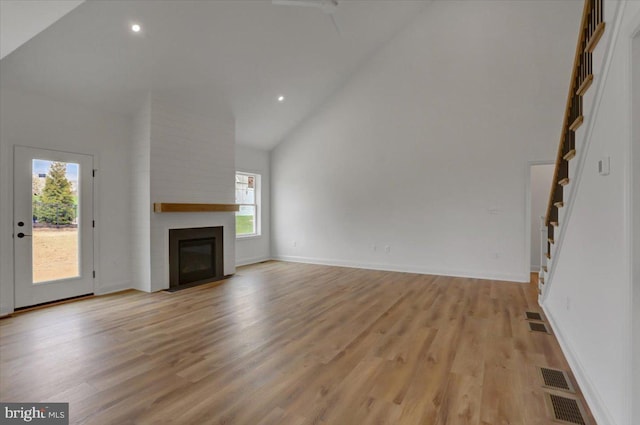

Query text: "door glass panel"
[32, 159, 80, 283]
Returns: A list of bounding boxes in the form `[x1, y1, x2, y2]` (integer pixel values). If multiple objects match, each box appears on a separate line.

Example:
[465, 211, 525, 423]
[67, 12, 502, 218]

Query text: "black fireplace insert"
[169, 226, 223, 291]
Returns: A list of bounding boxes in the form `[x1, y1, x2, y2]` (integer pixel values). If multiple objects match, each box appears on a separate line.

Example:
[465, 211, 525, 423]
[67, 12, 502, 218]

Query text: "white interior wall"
[542, 3, 640, 425]
[130, 97, 151, 292]
[271, 0, 581, 282]
[0, 98, 12, 315]
[530, 164, 554, 270]
[235, 145, 271, 266]
[0, 88, 133, 314]
[631, 27, 640, 425]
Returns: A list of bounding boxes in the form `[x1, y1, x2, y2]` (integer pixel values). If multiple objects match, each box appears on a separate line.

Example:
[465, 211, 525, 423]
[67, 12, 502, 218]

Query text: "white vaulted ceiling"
[0, 0, 429, 149]
[0, 0, 84, 59]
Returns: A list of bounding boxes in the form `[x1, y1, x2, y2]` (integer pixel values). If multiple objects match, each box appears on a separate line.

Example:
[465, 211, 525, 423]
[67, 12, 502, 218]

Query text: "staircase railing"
[543, 0, 605, 267]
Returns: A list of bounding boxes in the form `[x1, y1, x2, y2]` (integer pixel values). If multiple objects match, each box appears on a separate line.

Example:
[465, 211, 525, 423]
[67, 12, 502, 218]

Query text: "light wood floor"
[0, 261, 594, 425]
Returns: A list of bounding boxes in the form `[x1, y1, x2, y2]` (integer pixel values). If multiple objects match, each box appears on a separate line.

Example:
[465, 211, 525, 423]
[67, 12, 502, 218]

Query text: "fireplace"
[169, 226, 223, 290]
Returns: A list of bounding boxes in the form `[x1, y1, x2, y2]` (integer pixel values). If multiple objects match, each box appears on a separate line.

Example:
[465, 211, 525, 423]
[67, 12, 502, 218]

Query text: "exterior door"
[14, 146, 94, 308]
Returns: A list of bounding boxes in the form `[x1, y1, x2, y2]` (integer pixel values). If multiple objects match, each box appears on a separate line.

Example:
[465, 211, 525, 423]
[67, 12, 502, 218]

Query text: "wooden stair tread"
[569, 115, 584, 132]
[551, 221, 559, 227]
[563, 149, 576, 161]
[585, 22, 605, 53]
[554, 201, 564, 208]
[576, 74, 593, 96]
[559, 177, 570, 186]
[548, 238, 555, 244]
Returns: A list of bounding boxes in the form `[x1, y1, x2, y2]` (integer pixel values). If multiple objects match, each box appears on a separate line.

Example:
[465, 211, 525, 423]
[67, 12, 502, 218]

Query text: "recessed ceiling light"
[131, 24, 141, 33]
[277, 95, 285, 103]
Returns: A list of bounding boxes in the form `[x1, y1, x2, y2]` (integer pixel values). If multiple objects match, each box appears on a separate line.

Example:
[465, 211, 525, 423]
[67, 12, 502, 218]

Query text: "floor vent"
[545, 393, 588, 425]
[525, 311, 543, 321]
[540, 367, 575, 393]
[529, 322, 550, 333]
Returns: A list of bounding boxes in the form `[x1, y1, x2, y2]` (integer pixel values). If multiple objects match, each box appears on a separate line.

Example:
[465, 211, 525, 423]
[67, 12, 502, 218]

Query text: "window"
[235, 172, 260, 237]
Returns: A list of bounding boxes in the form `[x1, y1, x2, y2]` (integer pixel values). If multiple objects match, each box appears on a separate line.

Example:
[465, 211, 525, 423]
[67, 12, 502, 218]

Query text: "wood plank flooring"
[0, 262, 594, 424]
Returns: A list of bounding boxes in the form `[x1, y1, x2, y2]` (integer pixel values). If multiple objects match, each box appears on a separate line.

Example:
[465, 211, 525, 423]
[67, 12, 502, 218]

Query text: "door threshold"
[14, 293, 94, 314]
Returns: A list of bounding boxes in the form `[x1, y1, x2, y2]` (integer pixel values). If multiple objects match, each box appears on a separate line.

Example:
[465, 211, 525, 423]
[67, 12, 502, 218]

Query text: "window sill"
[236, 234, 262, 241]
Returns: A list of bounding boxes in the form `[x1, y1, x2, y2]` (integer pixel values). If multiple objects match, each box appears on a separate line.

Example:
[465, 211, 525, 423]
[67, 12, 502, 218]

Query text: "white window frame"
[235, 171, 261, 239]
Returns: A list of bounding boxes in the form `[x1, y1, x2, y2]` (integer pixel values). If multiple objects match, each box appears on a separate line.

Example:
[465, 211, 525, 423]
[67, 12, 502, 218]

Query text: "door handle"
[16, 233, 32, 238]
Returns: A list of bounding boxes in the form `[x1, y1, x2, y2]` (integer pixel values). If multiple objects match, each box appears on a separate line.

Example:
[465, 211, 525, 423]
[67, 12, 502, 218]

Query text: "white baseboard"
[541, 302, 617, 425]
[236, 256, 272, 267]
[95, 281, 132, 296]
[273, 255, 528, 283]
